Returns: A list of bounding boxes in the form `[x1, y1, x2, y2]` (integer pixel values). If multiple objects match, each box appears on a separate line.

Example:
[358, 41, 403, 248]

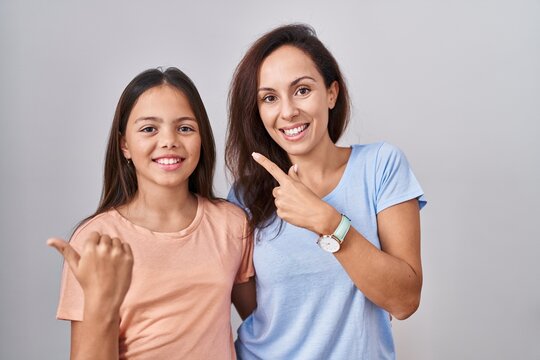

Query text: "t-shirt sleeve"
[234, 215, 255, 284]
[227, 187, 239, 205]
[374, 142, 427, 213]
[56, 228, 88, 321]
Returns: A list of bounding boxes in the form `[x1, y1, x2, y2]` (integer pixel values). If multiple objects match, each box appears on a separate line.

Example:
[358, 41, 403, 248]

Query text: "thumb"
[288, 164, 300, 181]
[47, 237, 80, 272]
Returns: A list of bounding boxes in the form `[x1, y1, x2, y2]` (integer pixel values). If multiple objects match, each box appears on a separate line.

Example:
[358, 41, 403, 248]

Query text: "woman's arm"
[251, 153, 422, 320]
[295, 197, 422, 320]
[48, 232, 133, 359]
[231, 277, 257, 320]
[332, 199, 422, 320]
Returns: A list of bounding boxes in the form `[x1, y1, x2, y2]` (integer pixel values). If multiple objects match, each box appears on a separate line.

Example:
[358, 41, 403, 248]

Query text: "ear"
[327, 81, 339, 110]
[120, 133, 131, 160]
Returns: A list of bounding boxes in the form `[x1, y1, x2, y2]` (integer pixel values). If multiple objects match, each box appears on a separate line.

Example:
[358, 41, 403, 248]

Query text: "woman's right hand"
[48, 231, 134, 313]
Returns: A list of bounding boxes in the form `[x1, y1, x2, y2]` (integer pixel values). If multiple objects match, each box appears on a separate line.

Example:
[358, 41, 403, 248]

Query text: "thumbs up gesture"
[48, 232, 134, 312]
[252, 152, 341, 235]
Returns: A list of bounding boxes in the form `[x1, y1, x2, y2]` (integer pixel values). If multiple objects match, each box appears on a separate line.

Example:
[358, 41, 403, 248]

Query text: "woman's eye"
[141, 126, 156, 133]
[262, 95, 276, 103]
[296, 87, 310, 96]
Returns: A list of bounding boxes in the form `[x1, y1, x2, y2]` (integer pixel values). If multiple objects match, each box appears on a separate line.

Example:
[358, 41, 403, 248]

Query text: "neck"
[120, 181, 199, 232]
[288, 134, 342, 177]
[288, 134, 351, 197]
[135, 187, 193, 212]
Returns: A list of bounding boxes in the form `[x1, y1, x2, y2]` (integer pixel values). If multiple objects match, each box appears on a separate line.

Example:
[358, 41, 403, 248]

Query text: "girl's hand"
[252, 152, 341, 235]
[48, 232, 134, 313]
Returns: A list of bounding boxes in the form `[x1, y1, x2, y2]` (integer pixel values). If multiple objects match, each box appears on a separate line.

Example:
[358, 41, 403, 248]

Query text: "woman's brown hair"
[80, 67, 216, 227]
[226, 24, 350, 239]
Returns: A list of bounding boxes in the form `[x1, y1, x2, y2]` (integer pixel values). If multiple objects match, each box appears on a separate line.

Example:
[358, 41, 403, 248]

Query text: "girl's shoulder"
[201, 198, 247, 222]
[199, 198, 250, 239]
[70, 210, 119, 244]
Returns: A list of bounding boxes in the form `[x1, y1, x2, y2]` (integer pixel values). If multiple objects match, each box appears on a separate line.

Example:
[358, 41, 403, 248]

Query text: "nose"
[280, 97, 299, 121]
[159, 128, 178, 149]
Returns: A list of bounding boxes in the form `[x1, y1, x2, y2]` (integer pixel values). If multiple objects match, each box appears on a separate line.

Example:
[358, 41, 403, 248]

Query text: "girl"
[226, 24, 426, 359]
[49, 67, 256, 359]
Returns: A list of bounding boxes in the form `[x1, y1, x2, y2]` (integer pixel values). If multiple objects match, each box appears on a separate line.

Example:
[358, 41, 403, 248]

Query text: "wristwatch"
[317, 214, 351, 253]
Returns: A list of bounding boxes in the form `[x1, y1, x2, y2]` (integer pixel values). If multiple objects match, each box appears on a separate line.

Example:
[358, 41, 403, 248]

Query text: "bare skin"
[48, 233, 134, 360]
[232, 277, 257, 319]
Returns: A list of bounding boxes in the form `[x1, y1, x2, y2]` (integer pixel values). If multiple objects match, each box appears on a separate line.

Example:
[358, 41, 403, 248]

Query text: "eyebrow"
[134, 116, 197, 123]
[257, 76, 317, 92]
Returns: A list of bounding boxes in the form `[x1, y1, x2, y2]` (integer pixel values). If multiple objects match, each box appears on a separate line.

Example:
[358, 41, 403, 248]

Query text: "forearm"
[313, 201, 422, 320]
[71, 304, 120, 360]
[334, 228, 422, 319]
[232, 277, 257, 320]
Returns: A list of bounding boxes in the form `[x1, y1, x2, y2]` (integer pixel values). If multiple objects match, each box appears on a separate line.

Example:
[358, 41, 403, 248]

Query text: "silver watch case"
[317, 234, 342, 253]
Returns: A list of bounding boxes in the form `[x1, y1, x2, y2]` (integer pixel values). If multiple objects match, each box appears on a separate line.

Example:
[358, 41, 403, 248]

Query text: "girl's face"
[121, 84, 201, 191]
[257, 45, 338, 158]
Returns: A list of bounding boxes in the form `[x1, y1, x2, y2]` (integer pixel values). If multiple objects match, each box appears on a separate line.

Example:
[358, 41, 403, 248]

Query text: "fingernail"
[252, 152, 261, 159]
[293, 164, 298, 173]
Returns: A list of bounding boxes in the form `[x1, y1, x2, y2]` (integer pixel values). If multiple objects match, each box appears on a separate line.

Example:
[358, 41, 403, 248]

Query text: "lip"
[279, 123, 310, 141]
[152, 155, 185, 171]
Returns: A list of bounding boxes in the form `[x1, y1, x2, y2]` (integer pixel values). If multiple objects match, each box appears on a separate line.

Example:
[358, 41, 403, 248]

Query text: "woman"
[226, 24, 426, 359]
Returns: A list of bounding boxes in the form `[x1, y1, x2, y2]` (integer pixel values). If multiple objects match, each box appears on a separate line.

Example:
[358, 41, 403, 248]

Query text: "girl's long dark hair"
[79, 67, 216, 228]
[225, 24, 350, 239]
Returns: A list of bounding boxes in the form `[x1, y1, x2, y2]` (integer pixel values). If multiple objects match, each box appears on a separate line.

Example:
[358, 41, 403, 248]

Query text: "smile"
[280, 123, 309, 136]
[152, 156, 185, 171]
[155, 157, 182, 165]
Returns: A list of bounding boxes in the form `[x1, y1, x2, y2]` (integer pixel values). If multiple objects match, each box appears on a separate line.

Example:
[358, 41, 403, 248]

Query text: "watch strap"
[333, 214, 351, 242]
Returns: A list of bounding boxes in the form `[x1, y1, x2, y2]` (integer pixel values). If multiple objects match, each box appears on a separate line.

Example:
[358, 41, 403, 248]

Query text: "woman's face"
[257, 45, 338, 158]
[121, 84, 201, 191]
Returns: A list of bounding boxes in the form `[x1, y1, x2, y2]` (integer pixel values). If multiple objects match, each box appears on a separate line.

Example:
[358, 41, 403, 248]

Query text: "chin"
[282, 141, 315, 155]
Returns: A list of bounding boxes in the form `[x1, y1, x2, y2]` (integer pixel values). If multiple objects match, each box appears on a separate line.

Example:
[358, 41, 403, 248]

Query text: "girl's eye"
[262, 95, 277, 103]
[178, 126, 194, 133]
[296, 87, 310, 96]
[141, 126, 156, 133]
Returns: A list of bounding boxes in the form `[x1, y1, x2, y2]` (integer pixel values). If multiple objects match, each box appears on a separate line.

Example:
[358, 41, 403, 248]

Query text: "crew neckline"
[110, 195, 205, 240]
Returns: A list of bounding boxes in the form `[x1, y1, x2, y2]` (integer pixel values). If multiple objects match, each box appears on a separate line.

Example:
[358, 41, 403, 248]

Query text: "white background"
[1, 0, 539, 359]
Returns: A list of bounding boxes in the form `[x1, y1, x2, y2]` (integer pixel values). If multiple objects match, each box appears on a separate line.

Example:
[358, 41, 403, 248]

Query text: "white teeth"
[283, 124, 307, 136]
[156, 158, 180, 165]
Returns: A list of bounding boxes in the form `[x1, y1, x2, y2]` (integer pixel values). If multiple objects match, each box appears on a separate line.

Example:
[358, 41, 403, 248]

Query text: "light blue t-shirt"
[228, 143, 426, 360]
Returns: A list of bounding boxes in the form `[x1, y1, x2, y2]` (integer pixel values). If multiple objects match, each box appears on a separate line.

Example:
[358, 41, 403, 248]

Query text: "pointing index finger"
[252, 152, 289, 185]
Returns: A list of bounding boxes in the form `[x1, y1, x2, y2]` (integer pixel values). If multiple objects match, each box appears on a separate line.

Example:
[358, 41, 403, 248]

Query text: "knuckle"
[83, 243, 96, 254]
[125, 256, 134, 266]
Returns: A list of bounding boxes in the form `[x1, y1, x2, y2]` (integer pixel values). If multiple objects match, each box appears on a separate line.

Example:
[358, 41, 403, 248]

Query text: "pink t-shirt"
[57, 197, 254, 359]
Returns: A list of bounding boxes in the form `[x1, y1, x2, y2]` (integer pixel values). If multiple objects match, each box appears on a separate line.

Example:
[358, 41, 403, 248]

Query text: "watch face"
[318, 235, 340, 253]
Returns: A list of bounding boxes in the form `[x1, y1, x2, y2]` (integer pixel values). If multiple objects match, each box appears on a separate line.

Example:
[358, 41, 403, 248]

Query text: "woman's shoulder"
[351, 141, 400, 154]
[350, 142, 406, 164]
